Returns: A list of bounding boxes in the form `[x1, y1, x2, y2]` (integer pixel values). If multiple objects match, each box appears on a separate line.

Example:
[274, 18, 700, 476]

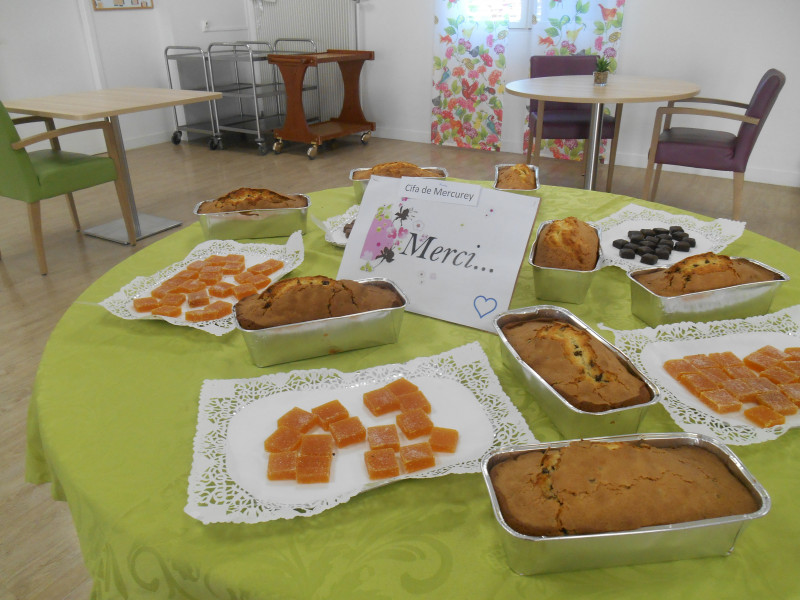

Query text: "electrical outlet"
[201, 20, 209, 32]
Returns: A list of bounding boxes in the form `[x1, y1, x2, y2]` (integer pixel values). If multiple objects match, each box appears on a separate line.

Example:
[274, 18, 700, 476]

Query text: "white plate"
[226, 375, 494, 505]
[99, 233, 304, 336]
[316, 205, 360, 248]
[185, 342, 537, 523]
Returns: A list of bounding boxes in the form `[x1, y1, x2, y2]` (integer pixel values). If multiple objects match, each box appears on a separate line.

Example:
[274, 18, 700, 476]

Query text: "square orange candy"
[399, 442, 435, 473]
[364, 448, 400, 480]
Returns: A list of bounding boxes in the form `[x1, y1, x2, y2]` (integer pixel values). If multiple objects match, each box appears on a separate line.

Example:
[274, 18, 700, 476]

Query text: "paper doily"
[595, 203, 745, 272]
[603, 304, 800, 445]
[100, 232, 304, 336]
[185, 342, 537, 523]
[312, 205, 360, 248]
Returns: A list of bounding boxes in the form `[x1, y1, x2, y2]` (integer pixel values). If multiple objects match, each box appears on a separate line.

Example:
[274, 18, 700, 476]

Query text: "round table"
[506, 75, 700, 190]
[27, 184, 800, 599]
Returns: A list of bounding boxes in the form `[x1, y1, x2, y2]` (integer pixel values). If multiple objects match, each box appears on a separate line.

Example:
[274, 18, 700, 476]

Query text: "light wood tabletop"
[5, 87, 222, 243]
[506, 74, 700, 190]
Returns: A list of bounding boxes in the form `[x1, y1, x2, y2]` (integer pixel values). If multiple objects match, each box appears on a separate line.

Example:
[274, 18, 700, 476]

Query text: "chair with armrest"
[0, 100, 136, 274]
[641, 68, 785, 221]
[527, 55, 623, 192]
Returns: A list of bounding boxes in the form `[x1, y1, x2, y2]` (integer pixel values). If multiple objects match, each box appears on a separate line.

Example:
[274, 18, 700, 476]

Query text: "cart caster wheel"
[208, 138, 221, 150]
[272, 141, 284, 154]
[360, 131, 371, 145]
[171, 131, 182, 145]
[307, 145, 318, 160]
[257, 144, 269, 156]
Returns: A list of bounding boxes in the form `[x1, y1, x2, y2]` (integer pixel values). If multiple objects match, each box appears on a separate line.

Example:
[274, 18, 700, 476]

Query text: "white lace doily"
[312, 205, 360, 248]
[603, 305, 800, 445]
[99, 232, 304, 336]
[595, 203, 745, 272]
[185, 342, 537, 523]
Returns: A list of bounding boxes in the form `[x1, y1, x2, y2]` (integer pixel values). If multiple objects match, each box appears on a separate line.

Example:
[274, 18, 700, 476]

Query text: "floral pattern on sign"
[431, 1, 508, 151]
[359, 202, 418, 273]
[525, 0, 626, 161]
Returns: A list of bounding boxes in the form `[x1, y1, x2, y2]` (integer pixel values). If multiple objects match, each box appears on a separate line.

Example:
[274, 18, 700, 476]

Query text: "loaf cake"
[501, 319, 651, 412]
[496, 164, 537, 190]
[197, 187, 307, 214]
[533, 217, 599, 271]
[235, 275, 404, 330]
[633, 252, 781, 297]
[489, 440, 759, 537]
[351, 161, 444, 180]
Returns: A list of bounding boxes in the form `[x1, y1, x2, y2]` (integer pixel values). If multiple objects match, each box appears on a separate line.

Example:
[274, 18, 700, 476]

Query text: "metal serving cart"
[164, 46, 220, 149]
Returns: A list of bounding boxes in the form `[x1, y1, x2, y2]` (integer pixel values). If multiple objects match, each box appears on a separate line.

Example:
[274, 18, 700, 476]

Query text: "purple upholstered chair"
[527, 55, 623, 192]
[642, 68, 785, 220]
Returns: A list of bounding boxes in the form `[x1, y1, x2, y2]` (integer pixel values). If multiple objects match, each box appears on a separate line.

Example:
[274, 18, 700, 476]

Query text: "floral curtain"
[431, 1, 509, 151]
[524, 0, 626, 161]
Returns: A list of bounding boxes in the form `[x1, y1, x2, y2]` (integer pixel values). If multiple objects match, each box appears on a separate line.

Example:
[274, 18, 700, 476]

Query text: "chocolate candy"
[640, 253, 658, 265]
[675, 240, 691, 252]
[655, 247, 672, 260]
[612, 238, 628, 249]
[619, 248, 636, 259]
[686, 237, 696, 247]
[672, 231, 690, 241]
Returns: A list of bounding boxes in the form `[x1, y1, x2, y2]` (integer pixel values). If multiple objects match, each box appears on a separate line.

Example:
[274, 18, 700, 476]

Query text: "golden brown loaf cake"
[501, 319, 651, 412]
[533, 216, 599, 271]
[633, 252, 780, 297]
[489, 440, 759, 537]
[496, 164, 537, 190]
[235, 275, 404, 330]
[351, 161, 444, 180]
[198, 188, 307, 214]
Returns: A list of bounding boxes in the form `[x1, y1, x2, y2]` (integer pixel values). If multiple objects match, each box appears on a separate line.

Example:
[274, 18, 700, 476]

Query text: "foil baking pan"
[529, 219, 603, 304]
[482, 432, 770, 575]
[628, 257, 788, 327]
[234, 278, 407, 367]
[494, 306, 658, 438]
[493, 163, 541, 194]
[194, 195, 309, 240]
[349, 167, 448, 203]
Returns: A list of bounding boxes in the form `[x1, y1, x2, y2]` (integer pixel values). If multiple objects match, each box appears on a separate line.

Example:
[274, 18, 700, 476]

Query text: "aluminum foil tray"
[194, 195, 309, 240]
[494, 305, 658, 439]
[349, 167, 448, 203]
[234, 278, 407, 367]
[493, 163, 541, 194]
[481, 432, 770, 575]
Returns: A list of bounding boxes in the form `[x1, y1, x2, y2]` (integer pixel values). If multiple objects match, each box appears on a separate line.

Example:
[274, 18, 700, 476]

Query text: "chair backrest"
[530, 55, 598, 112]
[0, 101, 39, 202]
[733, 68, 786, 171]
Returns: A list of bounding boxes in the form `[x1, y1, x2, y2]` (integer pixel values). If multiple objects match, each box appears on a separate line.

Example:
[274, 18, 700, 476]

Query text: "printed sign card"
[337, 176, 540, 331]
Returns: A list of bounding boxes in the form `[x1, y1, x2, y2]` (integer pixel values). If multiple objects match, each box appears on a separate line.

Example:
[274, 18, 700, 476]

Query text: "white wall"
[1, 0, 798, 187]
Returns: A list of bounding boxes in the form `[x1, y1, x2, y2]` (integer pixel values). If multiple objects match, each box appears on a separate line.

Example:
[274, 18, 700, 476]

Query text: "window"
[463, 0, 533, 29]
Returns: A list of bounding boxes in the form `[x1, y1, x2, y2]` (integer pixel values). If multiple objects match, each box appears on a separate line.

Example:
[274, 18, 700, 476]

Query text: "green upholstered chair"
[0, 101, 136, 274]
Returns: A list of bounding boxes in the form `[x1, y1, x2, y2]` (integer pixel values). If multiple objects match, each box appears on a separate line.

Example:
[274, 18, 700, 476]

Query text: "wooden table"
[506, 75, 700, 191]
[268, 50, 376, 159]
[5, 87, 222, 243]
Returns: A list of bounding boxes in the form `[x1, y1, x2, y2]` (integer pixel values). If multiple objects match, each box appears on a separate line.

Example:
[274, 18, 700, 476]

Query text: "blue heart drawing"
[473, 295, 498, 319]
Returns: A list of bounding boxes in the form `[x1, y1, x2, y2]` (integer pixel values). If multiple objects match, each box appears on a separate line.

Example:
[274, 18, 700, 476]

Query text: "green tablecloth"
[27, 184, 800, 599]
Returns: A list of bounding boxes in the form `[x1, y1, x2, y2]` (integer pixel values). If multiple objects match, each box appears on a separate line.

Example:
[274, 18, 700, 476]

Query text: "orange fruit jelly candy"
[677, 372, 718, 398]
[185, 309, 212, 323]
[684, 354, 719, 370]
[742, 377, 779, 402]
[663, 359, 700, 380]
[785, 347, 800, 358]
[299, 434, 334, 456]
[133, 297, 160, 313]
[311, 400, 349, 431]
[221, 262, 245, 275]
[296, 454, 332, 484]
[208, 281, 236, 298]
[233, 283, 258, 300]
[205, 254, 227, 266]
[698, 389, 742, 414]
[329, 416, 367, 448]
[707, 351, 744, 368]
[177, 279, 207, 294]
[724, 364, 758, 379]
[234, 271, 256, 284]
[780, 360, 800, 376]
[151, 305, 182, 318]
[743, 345, 790, 371]
[205, 301, 233, 319]
[187, 290, 210, 308]
[364, 448, 400, 480]
[186, 260, 207, 272]
[755, 391, 798, 416]
[363, 387, 400, 416]
[778, 383, 800, 407]
[161, 292, 187, 307]
[700, 367, 731, 384]
[366, 424, 401, 451]
[721, 379, 757, 403]
[264, 426, 303, 453]
[249, 259, 284, 276]
[385, 377, 419, 397]
[267, 451, 297, 481]
[249, 274, 272, 290]
[429, 427, 459, 453]
[398, 390, 432, 413]
[277, 407, 319, 433]
[744, 405, 785, 428]
[760, 365, 798, 385]
[399, 442, 436, 473]
[397, 408, 434, 440]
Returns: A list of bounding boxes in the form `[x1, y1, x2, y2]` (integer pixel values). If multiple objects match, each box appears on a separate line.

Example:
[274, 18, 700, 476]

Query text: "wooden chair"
[0, 101, 136, 274]
[641, 69, 785, 220]
[527, 55, 623, 192]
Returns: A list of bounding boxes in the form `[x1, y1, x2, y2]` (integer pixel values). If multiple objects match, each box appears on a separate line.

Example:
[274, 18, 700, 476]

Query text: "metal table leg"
[583, 102, 605, 191]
